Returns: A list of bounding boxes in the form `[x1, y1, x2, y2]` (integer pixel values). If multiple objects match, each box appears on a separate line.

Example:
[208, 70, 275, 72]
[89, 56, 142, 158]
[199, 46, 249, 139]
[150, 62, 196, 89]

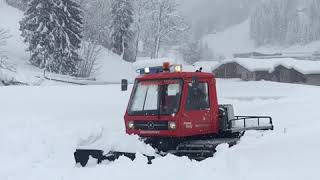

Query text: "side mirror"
[191, 76, 199, 89]
[121, 79, 128, 91]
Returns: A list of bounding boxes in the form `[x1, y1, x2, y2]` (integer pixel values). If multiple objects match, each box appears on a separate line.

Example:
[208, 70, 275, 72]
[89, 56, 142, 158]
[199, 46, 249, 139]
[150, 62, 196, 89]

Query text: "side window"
[186, 82, 210, 111]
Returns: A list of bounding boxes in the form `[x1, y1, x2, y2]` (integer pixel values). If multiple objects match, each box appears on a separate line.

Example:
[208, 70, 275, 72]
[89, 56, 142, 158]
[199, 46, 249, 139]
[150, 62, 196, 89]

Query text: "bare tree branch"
[0, 29, 11, 46]
[76, 41, 102, 78]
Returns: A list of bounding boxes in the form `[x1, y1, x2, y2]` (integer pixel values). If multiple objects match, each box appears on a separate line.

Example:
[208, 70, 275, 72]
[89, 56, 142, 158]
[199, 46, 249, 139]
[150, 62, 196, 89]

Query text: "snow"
[94, 47, 136, 83]
[222, 58, 320, 74]
[1, 80, 320, 180]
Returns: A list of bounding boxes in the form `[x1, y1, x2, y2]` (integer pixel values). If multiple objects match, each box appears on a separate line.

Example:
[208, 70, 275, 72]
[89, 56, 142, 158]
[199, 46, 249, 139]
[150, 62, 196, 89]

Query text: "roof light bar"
[144, 67, 150, 74]
[174, 65, 182, 72]
[163, 62, 170, 72]
[136, 62, 183, 75]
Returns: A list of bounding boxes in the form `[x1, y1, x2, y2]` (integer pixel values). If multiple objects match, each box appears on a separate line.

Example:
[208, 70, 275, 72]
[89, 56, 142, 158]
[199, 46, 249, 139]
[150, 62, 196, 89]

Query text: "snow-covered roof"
[220, 58, 320, 74]
[192, 61, 221, 72]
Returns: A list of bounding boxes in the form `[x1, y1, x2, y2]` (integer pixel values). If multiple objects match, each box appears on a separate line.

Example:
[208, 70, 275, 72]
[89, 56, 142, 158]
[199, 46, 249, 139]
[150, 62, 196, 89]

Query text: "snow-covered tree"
[178, 40, 214, 64]
[5, 0, 29, 11]
[250, 0, 320, 46]
[178, 40, 201, 64]
[309, 0, 320, 41]
[139, 0, 188, 59]
[131, 0, 150, 60]
[110, 0, 134, 61]
[50, 0, 83, 74]
[20, 0, 83, 75]
[20, 0, 55, 68]
[80, 0, 113, 48]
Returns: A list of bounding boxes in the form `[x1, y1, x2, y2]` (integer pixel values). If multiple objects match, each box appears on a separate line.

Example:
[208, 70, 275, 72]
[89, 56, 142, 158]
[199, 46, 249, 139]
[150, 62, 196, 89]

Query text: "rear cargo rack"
[227, 116, 274, 133]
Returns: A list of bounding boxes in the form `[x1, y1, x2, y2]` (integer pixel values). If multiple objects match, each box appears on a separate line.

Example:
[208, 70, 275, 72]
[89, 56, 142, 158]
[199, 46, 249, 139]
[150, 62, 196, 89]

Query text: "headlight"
[168, 121, 177, 130]
[127, 121, 134, 129]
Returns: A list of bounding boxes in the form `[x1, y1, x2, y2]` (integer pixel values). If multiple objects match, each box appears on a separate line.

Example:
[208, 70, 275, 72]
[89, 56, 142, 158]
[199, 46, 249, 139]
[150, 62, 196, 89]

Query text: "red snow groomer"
[74, 62, 274, 166]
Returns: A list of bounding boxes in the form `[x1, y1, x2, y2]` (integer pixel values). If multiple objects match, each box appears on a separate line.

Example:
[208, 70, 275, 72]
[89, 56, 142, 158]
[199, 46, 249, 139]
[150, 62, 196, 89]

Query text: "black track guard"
[74, 149, 155, 167]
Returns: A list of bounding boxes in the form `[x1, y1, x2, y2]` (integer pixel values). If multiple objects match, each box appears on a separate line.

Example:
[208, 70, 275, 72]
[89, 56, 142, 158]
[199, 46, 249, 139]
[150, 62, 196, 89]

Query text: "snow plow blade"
[74, 149, 155, 167]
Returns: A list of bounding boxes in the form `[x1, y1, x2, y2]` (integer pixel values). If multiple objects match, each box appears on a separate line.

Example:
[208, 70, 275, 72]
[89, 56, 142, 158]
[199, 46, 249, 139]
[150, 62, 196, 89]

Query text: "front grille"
[134, 121, 169, 130]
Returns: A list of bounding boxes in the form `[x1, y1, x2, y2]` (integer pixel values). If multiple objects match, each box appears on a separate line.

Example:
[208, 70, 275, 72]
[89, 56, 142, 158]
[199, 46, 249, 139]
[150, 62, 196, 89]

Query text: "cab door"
[181, 80, 213, 136]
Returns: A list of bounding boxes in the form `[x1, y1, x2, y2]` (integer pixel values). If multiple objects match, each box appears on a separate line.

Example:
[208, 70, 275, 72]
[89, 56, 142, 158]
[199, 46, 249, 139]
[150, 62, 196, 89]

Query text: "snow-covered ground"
[1, 79, 319, 180]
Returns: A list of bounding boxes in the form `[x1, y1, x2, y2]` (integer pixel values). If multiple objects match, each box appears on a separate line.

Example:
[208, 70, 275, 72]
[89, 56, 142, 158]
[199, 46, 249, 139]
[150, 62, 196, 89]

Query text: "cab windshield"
[128, 79, 182, 116]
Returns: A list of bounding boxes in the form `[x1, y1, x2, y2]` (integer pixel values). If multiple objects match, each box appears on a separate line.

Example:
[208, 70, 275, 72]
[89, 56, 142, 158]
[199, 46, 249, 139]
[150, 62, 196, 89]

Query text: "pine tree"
[20, 0, 83, 75]
[20, 0, 55, 68]
[50, 0, 83, 74]
[110, 0, 134, 61]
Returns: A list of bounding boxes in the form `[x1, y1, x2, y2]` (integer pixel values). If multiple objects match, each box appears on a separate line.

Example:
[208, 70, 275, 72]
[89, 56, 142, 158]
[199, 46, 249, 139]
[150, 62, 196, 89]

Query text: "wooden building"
[213, 62, 254, 80]
[271, 65, 306, 83]
[212, 60, 320, 86]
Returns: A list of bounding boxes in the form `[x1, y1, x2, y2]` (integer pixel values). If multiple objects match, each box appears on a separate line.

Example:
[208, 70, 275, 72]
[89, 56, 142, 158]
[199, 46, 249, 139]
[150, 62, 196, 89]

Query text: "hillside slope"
[204, 19, 254, 58]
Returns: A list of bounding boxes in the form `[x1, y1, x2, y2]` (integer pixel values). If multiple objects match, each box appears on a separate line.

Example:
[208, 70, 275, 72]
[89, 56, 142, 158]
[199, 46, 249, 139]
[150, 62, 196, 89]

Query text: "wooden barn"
[254, 70, 273, 81]
[213, 62, 254, 80]
[270, 65, 306, 83]
[305, 74, 320, 86]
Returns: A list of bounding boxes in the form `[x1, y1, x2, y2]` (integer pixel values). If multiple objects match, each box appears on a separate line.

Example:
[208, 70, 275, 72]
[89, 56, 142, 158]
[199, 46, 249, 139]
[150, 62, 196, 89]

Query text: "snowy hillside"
[204, 19, 320, 58]
[204, 20, 254, 58]
[1, 80, 319, 180]
[0, 0, 27, 62]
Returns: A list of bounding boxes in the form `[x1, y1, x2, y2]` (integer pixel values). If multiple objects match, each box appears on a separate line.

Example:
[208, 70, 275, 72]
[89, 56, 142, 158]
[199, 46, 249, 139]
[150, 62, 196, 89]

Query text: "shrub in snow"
[178, 40, 216, 64]
[76, 42, 101, 78]
[0, 29, 11, 54]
